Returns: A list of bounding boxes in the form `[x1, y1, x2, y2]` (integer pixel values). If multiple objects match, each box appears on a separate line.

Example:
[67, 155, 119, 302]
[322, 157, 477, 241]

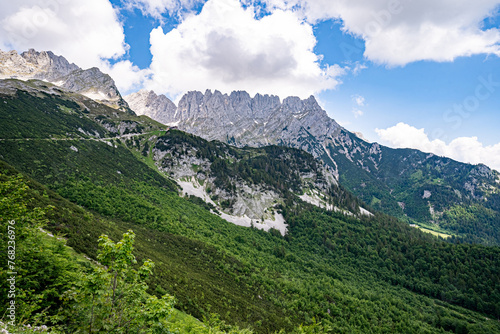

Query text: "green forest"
[1, 85, 500, 333]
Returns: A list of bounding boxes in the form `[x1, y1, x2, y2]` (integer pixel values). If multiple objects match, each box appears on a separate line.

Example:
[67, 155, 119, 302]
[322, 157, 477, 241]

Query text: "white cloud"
[101, 60, 152, 94]
[0, 0, 126, 69]
[121, 0, 204, 20]
[351, 94, 365, 118]
[351, 109, 363, 118]
[352, 94, 365, 106]
[352, 62, 367, 75]
[376, 122, 500, 171]
[262, 0, 500, 66]
[146, 0, 344, 99]
[0, 0, 146, 94]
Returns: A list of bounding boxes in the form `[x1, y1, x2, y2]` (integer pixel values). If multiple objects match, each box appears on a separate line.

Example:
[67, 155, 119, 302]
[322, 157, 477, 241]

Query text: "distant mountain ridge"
[0, 49, 131, 113]
[1, 48, 499, 245]
[126, 89, 500, 245]
[0, 78, 367, 236]
[126, 89, 342, 173]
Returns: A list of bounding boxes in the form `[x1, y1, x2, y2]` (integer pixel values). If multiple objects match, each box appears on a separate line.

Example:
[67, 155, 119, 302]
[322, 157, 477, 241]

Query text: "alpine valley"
[1, 49, 500, 333]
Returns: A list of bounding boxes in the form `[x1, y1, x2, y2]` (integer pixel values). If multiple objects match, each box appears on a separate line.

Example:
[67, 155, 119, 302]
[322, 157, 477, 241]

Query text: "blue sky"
[1, 0, 500, 170]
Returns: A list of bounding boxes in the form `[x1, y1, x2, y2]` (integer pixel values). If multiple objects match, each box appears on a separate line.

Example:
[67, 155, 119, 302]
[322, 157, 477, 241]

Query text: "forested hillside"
[125, 88, 500, 246]
[327, 130, 500, 246]
[1, 80, 500, 333]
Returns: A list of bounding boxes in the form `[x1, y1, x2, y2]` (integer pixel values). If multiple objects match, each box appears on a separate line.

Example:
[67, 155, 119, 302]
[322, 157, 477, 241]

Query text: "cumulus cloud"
[101, 60, 152, 94]
[146, 0, 344, 99]
[121, 0, 204, 20]
[376, 122, 500, 171]
[0, 0, 146, 94]
[0, 0, 126, 68]
[262, 0, 500, 66]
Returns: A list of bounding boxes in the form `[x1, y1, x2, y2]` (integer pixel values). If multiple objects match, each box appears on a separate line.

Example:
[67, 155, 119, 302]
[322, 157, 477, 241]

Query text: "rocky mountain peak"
[125, 89, 176, 124]
[0, 48, 131, 113]
[251, 93, 281, 116]
[60, 67, 119, 100]
[0, 49, 79, 81]
[21, 49, 79, 75]
[125, 88, 341, 170]
[229, 91, 252, 114]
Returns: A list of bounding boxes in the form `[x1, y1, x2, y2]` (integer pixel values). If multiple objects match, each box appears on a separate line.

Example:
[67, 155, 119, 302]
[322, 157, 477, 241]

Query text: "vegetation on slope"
[1, 84, 500, 333]
[327, 130, 500, 246]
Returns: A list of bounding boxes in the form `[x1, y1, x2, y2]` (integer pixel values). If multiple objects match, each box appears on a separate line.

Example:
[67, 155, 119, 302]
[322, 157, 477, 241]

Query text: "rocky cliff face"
[125, 89, 500, 230]
[124, 89, 176, 124]
[126, 89, 341, 169]
[0, 49, 132, 113]
[147, 130, 350, 235]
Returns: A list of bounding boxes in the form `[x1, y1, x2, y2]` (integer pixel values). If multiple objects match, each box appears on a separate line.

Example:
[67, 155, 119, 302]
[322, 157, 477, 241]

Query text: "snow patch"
[82, 91, 109, 101]
[166, 121, 180, 127]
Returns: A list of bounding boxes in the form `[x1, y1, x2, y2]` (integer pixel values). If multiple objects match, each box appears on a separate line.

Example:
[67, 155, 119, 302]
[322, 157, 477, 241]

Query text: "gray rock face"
[0, 49, 79, 81]
[125, 89, 342, 172]
[125, 88, 500, 232]
[0, 49, 131, 113]
[20, 49, 80, 81]
[125, 90, 176, 124]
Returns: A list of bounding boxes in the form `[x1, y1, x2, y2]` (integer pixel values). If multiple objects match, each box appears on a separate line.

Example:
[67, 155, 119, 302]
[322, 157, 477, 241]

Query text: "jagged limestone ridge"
[0, 49, 132, 113]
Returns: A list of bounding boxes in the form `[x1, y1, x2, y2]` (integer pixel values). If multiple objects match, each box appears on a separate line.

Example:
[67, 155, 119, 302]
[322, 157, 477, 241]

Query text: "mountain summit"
[126, 89, 500, 244]
[0, 49, 131, 113]
[126, 89, 341, 163]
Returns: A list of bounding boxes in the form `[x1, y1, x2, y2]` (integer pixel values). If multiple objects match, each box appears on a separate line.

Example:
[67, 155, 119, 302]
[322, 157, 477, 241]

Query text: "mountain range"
[126, 88, 500, 245]
[2, 48, 500, 244]
[1, 49, 500, 333]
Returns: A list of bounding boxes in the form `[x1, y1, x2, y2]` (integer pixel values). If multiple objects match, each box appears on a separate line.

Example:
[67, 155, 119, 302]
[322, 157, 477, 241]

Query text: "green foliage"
[2, 86, 500, 333]
[60, 230, 175, 333]
[325, 131, 500, 245]
[283, 203, 500, 319]
[0, 90, 106, 139]
[3, 158, 500, 333]
[0, 170, 79, 328]
[0, 165, 255, 333]
[443, 205, 500, 245]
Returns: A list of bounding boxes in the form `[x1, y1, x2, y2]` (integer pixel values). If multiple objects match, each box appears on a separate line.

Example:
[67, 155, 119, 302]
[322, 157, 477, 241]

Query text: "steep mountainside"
[1, 79, 500, 333]
[0, 78, 365, 234]
[126, 89, 500, 245]
[2, 78, 500, 333]
[0, 49, 132, 113]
